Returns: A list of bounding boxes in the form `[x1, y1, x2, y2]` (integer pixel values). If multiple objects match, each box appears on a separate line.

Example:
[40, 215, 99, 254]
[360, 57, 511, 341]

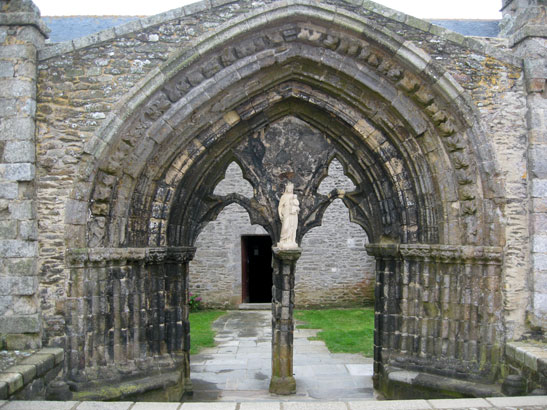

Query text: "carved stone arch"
[63, 1, 508, 397]
[68, 2, 502, 251]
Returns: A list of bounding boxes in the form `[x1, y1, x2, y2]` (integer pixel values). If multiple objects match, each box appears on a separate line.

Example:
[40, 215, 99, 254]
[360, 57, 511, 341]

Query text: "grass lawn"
[189, 310, 226, 355]
[294, 308, 375, 357]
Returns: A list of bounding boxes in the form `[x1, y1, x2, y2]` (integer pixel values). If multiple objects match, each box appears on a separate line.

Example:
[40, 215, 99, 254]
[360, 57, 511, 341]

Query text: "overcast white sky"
[34, 0, 502, 19]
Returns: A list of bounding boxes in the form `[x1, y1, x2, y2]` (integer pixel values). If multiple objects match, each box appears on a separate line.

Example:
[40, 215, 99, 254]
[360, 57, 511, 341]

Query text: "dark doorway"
[241, 235, 273, 303]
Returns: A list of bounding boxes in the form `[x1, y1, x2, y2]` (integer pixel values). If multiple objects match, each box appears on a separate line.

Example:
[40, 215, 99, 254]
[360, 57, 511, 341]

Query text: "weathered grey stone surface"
[0, 0, 544, 401]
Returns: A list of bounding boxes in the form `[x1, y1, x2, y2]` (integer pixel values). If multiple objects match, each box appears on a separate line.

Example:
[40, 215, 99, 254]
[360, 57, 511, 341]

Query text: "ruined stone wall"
[189, 160, 375, 308]
[30, 0, 531, 348]
[501, 0, 547, 333]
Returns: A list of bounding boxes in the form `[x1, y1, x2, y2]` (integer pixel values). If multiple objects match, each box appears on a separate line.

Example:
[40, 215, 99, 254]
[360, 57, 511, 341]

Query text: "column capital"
[272, 246, 302, 262]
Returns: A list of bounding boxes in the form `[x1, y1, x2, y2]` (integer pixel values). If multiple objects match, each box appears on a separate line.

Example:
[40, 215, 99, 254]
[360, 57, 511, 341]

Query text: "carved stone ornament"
[277, 182, 300, 249]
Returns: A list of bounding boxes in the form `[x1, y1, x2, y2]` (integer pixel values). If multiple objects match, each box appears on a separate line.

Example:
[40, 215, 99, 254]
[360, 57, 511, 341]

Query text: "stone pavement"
[187, 310, 375, 401]
[0, 397, 546, 409]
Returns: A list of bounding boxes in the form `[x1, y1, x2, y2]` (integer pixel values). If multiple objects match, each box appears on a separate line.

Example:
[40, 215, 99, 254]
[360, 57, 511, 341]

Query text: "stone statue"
[277, 182, 300, 249]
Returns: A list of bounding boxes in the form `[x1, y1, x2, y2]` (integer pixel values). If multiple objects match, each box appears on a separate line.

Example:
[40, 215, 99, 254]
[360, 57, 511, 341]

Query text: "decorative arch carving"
[63, 1, 507, 394]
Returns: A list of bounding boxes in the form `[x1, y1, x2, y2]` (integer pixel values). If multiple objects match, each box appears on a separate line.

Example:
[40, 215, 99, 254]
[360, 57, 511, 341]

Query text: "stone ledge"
[0, 348, 64, 400]
[505, 340, 547, 392]
[66, 246, 197, 266]
[387, 369, 503, 398]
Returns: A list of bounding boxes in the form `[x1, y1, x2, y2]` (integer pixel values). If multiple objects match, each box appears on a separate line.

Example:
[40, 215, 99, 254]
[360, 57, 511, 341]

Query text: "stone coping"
[0, 348, 63, 400]
[37, 0, 520, 67]
[0, 396, 546, 409]
[506, 340, 547, 373]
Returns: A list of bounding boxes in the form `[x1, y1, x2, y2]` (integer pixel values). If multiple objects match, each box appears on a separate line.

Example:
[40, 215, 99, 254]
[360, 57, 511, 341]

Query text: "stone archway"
[62, 1, 506, 399]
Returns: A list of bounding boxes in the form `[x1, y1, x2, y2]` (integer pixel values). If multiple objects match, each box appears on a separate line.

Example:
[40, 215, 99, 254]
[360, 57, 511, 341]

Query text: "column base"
[269, 376, 296, 395]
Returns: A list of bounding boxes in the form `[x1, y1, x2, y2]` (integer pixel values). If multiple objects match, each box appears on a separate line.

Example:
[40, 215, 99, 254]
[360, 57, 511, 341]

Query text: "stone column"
[0, 0, 48, 349]
[269, 246, 301, 395]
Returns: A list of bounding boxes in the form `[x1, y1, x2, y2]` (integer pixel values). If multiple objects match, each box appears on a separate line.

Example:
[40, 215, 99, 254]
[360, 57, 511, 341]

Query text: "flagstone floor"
[187, 310, 376, 402]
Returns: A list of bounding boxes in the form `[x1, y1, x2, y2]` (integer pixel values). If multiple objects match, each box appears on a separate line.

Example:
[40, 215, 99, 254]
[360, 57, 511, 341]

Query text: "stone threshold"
[0, 348, 64, 399]
[238, 303, 271, 310]
[0, 396, 546, 410]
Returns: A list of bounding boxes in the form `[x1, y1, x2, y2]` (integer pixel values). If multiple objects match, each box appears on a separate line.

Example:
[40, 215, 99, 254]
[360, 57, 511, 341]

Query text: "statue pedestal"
[269, 247, 301, 395]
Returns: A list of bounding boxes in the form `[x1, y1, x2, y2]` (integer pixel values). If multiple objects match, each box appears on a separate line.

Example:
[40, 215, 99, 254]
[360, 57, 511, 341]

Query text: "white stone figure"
[277, 182, 300, 249]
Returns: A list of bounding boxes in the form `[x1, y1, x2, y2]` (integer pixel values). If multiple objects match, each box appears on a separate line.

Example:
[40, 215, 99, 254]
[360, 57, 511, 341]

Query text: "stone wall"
[0, 0, 48, 349]
[190, 160, 375, 308]
[501, 0, 547, 333]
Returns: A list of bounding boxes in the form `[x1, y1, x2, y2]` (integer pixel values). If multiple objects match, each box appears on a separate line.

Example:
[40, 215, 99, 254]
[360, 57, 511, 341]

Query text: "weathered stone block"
[0, 276, 37, 296]
[0, 372, 23, 395]
[3, 257, 36, 275]
[8, 200, 34, 220]
[0, 117, 35, 141]
[0, 182, 18, 200]
[0, 220, 17, 239]
[6, 364, 36, 384]
[0, 381, 7, 399]
[0, 45, 34, 61]
[0, 79, 34, 99]
[39, 348, 64, 365]
[12, 295, 37, 315]
[533, 235, 547, 253]
[530, 145, 547, 178]
[64, 199, 88, 224]
[18, 220, 36, 240]
[2, 141, 35, 163]
[0, 163, 35, 181]
[20, 353, 54, 376]
[532, 179, 547, 198]
[534, 270, 547, 293]
[0, 296, 11, 315]
[0, 61, 14, 78]
[0, 240, 36, 258]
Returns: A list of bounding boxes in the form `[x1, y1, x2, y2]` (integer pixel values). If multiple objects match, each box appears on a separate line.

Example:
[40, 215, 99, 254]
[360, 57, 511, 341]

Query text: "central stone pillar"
[269, 246, 301, 395]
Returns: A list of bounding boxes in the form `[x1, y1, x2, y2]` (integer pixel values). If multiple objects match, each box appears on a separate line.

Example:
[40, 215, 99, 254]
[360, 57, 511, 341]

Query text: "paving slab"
[75, 403, 134, 410]
[348, 399, 433, 409]
[284, 402, 349, 410]
[181, 403, 237, 409]
[239, 402, 280, 410]
[2, 402, 79, 410]
[131, 403, 182, 410]
[346, 364, 374, 375]
[429, 397, 492, 408]
[486, 395, 547, 407]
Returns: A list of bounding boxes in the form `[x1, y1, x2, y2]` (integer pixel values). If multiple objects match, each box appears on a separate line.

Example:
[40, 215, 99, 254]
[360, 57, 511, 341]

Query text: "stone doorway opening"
[241, 235, 273, 304]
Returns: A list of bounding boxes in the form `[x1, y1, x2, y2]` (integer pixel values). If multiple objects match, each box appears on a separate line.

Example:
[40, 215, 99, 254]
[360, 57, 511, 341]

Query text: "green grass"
[189, 310, 226, 354]
[294, 308, 375, 357]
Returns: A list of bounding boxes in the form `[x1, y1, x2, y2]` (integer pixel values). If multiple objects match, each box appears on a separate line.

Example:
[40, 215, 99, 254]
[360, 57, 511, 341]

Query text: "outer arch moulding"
[66, 2, 503, 251]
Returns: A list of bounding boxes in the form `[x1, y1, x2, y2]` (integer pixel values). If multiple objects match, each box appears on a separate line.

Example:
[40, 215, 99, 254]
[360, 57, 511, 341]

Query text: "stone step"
[238, 303, 271, 310]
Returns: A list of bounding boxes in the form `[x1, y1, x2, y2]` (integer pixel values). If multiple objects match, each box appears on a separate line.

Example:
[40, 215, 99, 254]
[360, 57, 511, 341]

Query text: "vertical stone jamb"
[501, 0, 547, 333]
[269, 246, 301, 395]
[0, 0, 48, 349]
[175, 246, 196, 396]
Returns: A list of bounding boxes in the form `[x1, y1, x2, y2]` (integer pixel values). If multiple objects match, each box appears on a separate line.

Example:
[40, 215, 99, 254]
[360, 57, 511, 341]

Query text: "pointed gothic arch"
[63, 1, 506, 398]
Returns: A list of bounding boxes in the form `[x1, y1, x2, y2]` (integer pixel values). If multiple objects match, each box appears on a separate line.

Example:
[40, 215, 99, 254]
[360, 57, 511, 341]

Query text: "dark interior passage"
[241, 235, 273, 303]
